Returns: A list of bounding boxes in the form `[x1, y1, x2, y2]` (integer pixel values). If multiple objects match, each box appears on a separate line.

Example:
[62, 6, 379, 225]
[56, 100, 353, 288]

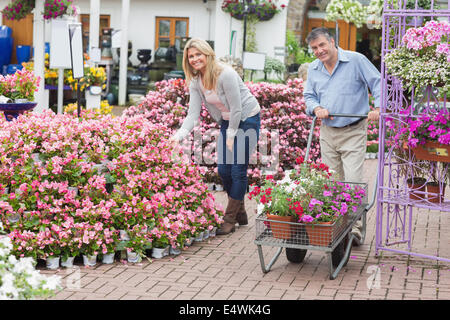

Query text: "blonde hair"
[182, 38, 223, 90]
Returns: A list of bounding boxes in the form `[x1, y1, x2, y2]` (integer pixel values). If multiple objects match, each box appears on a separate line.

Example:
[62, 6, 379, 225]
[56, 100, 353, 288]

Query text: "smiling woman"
[187, 48, 207, 77]
[170, 38, 261, 235]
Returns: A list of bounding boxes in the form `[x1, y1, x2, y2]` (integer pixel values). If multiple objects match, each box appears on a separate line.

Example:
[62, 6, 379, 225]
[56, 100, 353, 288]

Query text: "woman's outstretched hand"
[168, 137, 179, 150]
[226, 138, 234, 152]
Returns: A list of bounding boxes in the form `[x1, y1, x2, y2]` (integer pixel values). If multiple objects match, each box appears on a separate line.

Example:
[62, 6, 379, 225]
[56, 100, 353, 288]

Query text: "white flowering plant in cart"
[0, 235, 61, 300]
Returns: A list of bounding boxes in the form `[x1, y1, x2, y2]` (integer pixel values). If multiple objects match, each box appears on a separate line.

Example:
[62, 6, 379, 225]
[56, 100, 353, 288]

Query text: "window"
[155, 17, 189, 52]
[80, 14, 111, 53]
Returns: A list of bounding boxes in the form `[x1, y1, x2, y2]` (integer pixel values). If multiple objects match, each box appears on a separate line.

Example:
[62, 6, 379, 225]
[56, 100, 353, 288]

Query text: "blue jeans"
[217, 113, 260, 201]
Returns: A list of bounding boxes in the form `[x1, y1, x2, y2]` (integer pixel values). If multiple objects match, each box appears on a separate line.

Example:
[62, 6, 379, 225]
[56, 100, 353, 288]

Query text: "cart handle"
[304, 114, 368, 162]
[303, 113, 378, 215]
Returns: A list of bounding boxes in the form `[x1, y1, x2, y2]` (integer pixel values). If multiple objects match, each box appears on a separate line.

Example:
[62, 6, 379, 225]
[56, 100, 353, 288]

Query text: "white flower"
[257, 203, 265, 215]
[0, 273, 19, 299]
[42, 275, 61, 291]
[27, 271, 46, 289]
[8, 255, 17, 265]
[12, 257, 35, 274]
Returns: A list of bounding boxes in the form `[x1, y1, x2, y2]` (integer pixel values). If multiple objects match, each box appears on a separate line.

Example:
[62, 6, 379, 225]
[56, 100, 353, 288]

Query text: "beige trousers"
[319, 119, 367, 183]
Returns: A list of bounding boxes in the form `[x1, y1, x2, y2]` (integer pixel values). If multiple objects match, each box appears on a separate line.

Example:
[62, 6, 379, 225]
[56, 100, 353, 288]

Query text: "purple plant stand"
[0, 102, 37, 121]
[376, 0, 450, 263]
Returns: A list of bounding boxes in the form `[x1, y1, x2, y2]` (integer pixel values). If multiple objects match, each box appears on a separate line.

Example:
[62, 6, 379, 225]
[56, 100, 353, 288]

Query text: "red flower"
[296, 156, 304, 165]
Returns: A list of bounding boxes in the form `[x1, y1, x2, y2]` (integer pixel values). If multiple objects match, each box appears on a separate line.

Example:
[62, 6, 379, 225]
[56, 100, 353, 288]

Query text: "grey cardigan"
[173, 65, 260, 141]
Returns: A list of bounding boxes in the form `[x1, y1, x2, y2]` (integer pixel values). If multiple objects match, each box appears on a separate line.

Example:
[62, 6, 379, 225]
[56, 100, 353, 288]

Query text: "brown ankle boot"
[236, 200, 248, 226]
[216, 197, 241, 235]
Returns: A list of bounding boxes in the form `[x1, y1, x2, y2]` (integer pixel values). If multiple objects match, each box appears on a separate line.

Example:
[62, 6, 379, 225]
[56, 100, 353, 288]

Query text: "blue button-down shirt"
[304, 48, 381, 127]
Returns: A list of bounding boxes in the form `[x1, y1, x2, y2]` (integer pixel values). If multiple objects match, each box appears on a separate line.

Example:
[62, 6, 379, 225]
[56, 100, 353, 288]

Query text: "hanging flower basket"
[222, 0, 284, 22]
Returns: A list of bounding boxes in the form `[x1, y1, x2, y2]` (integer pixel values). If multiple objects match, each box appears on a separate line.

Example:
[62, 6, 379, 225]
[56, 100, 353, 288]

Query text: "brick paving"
[39, 159, 450, 300]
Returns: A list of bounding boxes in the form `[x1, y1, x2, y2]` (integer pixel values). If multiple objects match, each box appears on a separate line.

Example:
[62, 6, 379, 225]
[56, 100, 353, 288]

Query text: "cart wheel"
[286, 248, 307, 263]
[331, 234, 350, 268]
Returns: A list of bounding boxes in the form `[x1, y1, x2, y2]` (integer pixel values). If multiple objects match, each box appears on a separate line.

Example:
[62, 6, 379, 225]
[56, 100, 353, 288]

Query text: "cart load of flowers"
[0, 110, 224, 266]
[124, 77, 321, 185]
[249, 156, 367, 224]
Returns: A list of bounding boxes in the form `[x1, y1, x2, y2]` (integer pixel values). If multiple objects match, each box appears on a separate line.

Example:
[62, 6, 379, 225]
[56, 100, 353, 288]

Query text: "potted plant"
[76, 222, 103, 267]
[151, 235, 170, 259]
[43, 0, 77, 20]
[426, 161, 448, 203]
[403, 107, 450, 163]
[98, 227, 118, 264]
[125, 224, 149, 263]
[384, 20, 450, 97]
[58, 221, 80, 268]
[0, 68, 40, 102]
[67, 66, 106, 110]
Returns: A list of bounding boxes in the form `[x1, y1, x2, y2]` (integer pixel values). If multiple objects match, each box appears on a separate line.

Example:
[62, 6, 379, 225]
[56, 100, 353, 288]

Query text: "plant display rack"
[376, 0, 450, 262]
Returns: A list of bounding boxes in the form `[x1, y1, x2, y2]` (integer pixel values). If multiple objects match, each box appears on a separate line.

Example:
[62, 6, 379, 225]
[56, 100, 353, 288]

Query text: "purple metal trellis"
[376, 0, 450, 262]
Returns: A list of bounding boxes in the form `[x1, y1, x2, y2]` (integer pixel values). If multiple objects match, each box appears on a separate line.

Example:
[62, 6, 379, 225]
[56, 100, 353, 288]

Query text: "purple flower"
[439, 133, 450, 145]
[323, 190, 332, 197]
[339, 203, 348, 215]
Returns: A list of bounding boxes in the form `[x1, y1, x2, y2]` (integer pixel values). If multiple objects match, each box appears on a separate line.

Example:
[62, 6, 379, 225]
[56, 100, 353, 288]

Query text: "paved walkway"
[39, 159, 450, 300]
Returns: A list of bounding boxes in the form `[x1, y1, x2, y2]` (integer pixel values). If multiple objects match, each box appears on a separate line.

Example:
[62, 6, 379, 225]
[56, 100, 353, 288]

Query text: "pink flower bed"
[0, 110, 223, 261]
[125, 78, 322, 184]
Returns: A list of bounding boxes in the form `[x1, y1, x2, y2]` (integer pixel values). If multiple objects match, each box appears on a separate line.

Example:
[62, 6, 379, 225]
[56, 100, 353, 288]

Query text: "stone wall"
[286, 0, 309, 44]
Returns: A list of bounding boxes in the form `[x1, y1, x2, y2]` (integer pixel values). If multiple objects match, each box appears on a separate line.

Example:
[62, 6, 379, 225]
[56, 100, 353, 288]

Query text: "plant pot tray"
[411, 141, 450, 163]
[255, 212, 350, 250]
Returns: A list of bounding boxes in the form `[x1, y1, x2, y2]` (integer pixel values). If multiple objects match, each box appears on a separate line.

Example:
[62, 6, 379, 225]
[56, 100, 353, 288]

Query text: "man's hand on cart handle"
[367, 108, 380, 122]
[313, 106, 333, 120]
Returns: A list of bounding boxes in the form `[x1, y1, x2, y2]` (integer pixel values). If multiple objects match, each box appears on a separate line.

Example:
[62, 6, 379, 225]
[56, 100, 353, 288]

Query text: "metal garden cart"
[254, 114, 378, 280]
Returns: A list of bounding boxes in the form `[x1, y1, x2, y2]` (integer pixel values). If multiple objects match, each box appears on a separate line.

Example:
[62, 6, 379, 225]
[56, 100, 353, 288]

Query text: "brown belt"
[331, 117, 365, 129]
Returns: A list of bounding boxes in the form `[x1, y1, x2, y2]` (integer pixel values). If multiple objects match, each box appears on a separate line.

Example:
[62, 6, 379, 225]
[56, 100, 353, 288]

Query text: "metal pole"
[77, 79, 81, 118]
[118, 0, 130, 106]
[243, 0, 247, 53]
[57, 68, 64, 114]
[33, 0, 46, 112]
[335, 21, 339, 47]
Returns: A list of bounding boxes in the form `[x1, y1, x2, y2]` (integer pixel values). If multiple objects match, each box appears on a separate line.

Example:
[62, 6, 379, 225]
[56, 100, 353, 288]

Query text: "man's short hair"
[306, 28, 335, 45]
